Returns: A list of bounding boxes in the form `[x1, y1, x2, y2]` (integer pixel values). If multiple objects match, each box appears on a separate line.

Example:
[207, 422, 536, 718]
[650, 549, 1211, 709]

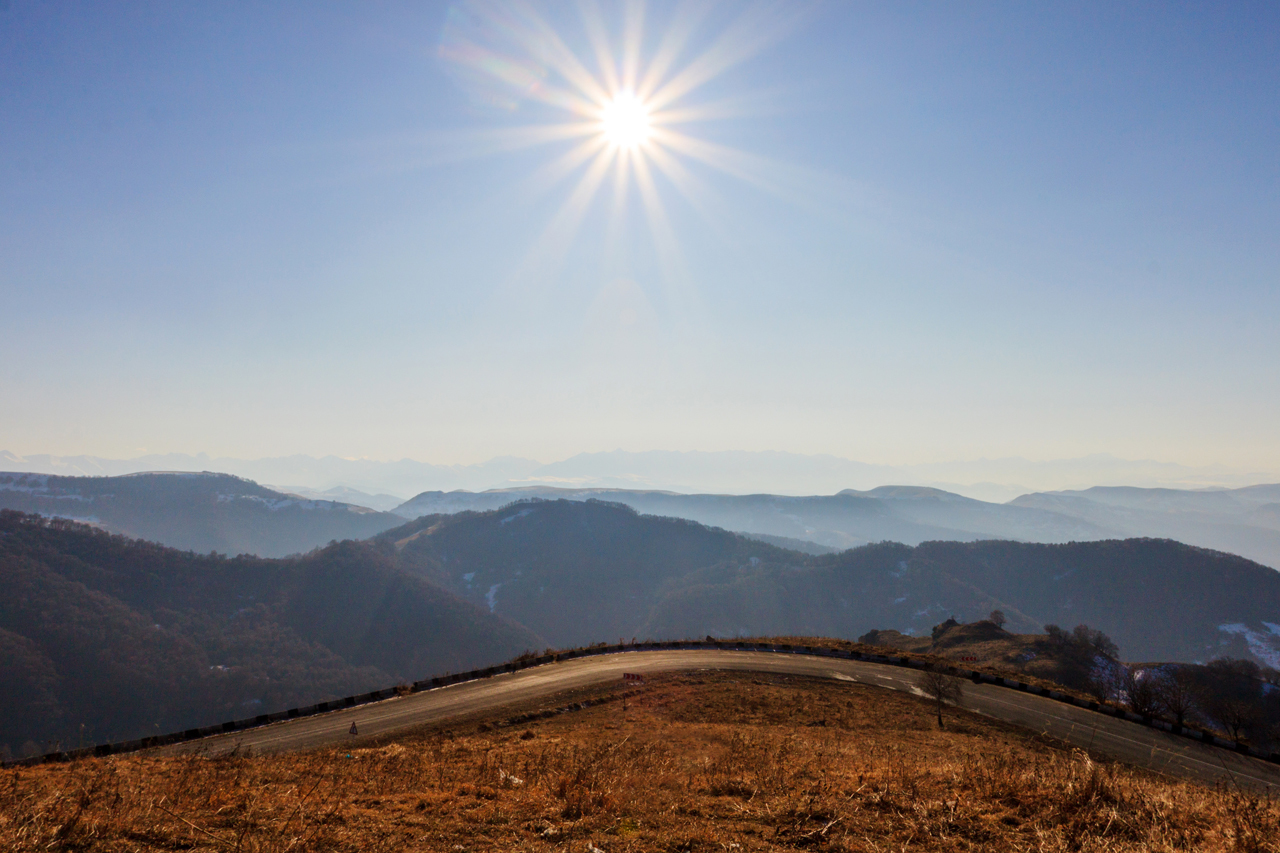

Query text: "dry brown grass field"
[3, 672, 1277, 852]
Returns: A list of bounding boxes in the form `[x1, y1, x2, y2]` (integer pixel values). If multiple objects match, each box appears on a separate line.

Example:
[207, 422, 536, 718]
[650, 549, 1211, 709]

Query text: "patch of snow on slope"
[500, 508, 535, 525]
[486, 583, 502, 612]
[1218, 623, 1280, 669]
[217, 494, 337, 511]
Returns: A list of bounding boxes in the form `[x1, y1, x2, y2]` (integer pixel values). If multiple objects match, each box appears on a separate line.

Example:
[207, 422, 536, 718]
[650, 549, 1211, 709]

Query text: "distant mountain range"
[4, 449, 1273, 503]
[0, 450, 539, 500]
[1011, 486, 1280, 569]
[262, 484, 408, 513]
[0, 472, 404, 557]
[6, 469, 1280, 570]
[395, 485, 1114, 549]
[395, 483, 1280, 570]
[0, 510, 539, 755]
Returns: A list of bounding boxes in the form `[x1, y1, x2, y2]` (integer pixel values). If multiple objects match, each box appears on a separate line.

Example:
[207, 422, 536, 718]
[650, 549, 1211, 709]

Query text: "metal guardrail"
[7, 640, 1276, 767]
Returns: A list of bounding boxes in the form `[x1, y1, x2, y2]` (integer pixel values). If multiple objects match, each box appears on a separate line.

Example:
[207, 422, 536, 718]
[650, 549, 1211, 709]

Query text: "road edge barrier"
[7, 640, 1278, 768]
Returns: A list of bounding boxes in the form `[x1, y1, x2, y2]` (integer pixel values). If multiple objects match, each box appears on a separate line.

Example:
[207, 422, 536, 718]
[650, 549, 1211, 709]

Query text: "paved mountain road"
[165, 650, 1280, 790]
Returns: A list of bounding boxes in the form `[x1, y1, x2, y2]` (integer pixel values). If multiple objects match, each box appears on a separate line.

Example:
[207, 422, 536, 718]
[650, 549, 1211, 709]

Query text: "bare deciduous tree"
[1153, 666, 1198, 728]
[988, 610, 1007, 629]
[917, 667, 965, 728]
[1197, 659, 1264, 744]
[1123, 668, 1161, 717]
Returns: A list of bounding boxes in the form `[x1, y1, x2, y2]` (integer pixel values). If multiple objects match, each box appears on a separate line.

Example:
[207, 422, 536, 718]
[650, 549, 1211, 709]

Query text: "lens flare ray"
[439, 0, 809, 303]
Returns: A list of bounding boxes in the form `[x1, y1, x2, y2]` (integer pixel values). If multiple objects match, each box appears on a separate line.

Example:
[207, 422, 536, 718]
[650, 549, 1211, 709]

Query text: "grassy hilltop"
[3, 671, 1277, 852]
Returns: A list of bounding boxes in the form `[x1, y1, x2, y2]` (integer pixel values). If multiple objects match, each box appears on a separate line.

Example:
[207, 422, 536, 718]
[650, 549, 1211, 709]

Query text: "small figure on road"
[349, 721, 358, 736]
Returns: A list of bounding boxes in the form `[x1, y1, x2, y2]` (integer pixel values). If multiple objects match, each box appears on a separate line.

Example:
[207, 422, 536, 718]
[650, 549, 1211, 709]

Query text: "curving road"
[165, 650, 1280, 790]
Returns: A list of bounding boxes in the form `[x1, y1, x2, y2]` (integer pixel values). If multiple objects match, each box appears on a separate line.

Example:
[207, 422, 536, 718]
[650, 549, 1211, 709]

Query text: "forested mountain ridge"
[646, 537, 1280, 665]
[379, 499, 1280, 667]
[0, 510, 540, 757]
[0, 471, 404, 557]
[377, 500, 801, 648]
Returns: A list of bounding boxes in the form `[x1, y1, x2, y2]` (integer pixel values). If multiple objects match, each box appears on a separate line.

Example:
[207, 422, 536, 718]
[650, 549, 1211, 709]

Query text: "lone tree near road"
[1153, 666, 1198, 728]
[917, 667, 965, 728]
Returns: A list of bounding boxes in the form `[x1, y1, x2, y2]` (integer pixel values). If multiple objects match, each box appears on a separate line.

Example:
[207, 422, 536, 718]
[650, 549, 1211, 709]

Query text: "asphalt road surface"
[166, 650, 1280, 790]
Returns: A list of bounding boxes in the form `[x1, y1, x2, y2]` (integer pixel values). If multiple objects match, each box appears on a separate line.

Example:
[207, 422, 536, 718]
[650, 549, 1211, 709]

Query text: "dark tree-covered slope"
[0, 511, 540, 756]
[644, 539, 1280, 665]
[379, 499, 1280, 667]
[378, 499, 800, 648]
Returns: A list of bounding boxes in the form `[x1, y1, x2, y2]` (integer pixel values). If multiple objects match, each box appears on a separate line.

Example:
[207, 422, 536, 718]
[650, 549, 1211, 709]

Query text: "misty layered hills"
[1012, 485, 1280, 569]
[0, 451, 542, 499]
[0, 472, 404, 558]
[8, 449, 1271, 502]
[380, 499, 1280, 667]
[519, 449, 1276, 499]
[0, 510, 539, 754]
[7, 466, 1277, 574]
[393, 486, 1115, 551]
[262, 484, 408, 513]
[396, 483, 1280, 569]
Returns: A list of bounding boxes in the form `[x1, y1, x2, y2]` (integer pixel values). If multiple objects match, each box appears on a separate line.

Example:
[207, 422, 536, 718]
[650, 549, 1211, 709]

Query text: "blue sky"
[2, 1, 1277, 471]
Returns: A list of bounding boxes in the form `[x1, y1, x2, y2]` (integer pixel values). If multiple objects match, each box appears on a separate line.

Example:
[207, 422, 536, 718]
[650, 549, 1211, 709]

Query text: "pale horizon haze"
[2, 2, 1277, 472]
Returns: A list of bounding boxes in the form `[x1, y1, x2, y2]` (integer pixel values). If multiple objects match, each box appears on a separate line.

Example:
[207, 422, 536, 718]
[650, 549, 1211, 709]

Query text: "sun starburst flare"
[600, 91, 652, 149]
[437, 1, 807, 298]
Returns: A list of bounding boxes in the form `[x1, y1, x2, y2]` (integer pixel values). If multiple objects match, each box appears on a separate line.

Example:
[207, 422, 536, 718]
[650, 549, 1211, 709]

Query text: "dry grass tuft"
[2, 673, 1277, 851]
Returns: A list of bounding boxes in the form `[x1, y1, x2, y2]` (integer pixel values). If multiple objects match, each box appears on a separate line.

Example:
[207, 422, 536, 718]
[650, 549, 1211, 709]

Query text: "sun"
[600, 91, 651, 150]
[436, 1, 804, 292]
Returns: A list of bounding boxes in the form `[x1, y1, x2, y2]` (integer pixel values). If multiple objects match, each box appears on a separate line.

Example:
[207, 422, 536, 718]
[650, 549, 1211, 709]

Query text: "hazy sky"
[2, 1, 1277, 469]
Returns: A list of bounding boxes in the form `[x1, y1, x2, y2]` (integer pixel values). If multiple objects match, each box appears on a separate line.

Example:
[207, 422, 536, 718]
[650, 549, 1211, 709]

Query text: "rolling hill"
[0, 471, 405, 557]
[378, 499, 796, 648]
